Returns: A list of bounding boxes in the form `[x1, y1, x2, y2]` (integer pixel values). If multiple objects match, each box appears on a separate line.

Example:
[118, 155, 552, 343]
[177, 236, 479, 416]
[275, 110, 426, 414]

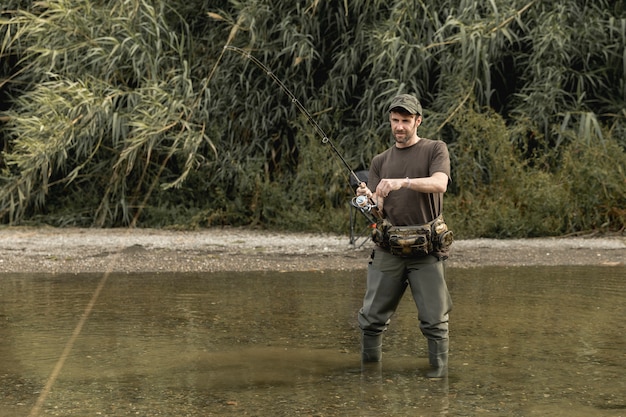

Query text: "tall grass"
[0, 0, 624, 236]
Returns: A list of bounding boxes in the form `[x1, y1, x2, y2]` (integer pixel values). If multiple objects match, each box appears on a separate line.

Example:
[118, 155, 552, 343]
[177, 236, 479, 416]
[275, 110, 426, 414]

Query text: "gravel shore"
[0, 227, 624, 273]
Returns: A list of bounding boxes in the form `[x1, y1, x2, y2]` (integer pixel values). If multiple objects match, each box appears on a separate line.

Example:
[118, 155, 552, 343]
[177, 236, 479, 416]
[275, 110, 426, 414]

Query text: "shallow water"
[1, 266, 625, 417]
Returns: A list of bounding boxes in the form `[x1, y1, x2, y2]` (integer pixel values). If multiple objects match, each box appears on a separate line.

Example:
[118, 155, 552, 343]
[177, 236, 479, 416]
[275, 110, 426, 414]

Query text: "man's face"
[389, 111, 422, 145]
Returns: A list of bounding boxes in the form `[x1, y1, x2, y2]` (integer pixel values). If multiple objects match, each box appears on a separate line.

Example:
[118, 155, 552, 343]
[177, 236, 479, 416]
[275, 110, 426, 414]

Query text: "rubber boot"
[426, 338, 448, 378]
[361, 333, 382, 363]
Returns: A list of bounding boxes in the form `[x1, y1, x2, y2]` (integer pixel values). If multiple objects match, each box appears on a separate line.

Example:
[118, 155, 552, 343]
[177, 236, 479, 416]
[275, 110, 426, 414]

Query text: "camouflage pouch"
[386, 225, 432, 257]
[372, 215, 454, 257]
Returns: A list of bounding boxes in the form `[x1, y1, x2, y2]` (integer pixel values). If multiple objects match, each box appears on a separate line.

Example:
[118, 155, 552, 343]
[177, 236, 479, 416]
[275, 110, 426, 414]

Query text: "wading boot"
[361, 332, 382, 363]
[426, 338, 448, 378]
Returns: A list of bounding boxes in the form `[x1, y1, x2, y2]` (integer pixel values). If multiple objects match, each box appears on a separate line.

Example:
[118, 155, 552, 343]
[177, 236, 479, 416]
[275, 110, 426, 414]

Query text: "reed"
[0, 0, 624, 236]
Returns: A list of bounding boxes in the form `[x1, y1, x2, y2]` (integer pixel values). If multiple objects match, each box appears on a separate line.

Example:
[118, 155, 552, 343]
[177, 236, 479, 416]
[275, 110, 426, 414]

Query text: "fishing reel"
[351, 195, 378, 215]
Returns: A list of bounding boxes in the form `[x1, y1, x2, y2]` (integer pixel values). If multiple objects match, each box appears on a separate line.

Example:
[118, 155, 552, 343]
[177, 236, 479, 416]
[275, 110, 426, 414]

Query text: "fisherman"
[356, 93, 453, 378]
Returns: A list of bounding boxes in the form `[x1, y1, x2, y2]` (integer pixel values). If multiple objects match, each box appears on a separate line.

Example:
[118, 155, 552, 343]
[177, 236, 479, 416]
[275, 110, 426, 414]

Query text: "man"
[356, 93, 453, 378]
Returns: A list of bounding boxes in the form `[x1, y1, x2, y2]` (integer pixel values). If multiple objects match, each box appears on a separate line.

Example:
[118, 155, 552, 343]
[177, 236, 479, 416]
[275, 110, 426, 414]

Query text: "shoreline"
[0, 227, 624, 274]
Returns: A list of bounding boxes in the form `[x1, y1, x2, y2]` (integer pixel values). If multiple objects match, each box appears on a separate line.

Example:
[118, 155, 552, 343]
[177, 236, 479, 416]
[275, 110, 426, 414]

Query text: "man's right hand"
[357, 182, 372, 198]
[357, 182, 384, 216]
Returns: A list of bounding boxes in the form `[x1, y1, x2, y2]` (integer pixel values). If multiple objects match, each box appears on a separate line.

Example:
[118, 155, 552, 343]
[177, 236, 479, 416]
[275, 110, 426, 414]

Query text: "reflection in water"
[0, 266, 625, 416]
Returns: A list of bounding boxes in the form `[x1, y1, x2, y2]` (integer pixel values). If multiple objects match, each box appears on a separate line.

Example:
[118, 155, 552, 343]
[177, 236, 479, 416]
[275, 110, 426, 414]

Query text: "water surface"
[1, 266, 624, 416]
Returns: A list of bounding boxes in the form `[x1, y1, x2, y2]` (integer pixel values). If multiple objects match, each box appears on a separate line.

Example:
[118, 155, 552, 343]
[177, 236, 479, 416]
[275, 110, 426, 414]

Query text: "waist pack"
[371, 215, 454, 257]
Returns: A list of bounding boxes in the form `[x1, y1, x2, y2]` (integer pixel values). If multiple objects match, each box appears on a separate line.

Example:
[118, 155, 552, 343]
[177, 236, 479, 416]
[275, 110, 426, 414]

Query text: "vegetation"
[1, 0, 624, 238]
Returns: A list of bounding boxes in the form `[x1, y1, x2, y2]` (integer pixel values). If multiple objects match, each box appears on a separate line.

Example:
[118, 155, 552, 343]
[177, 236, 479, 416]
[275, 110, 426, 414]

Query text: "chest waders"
[359, 243, 452, 378]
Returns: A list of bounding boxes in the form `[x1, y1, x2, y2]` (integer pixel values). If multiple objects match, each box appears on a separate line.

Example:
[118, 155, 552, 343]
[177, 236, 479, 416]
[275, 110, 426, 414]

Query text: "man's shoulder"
[418, 138, 449, 155]
[419, 137, 447, 146]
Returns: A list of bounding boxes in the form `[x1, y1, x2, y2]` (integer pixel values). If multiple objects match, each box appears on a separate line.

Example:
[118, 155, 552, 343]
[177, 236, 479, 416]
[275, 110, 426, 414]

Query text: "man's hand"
[375, 178, 404, 198]
[357, 182, 384, 217]
[357, 182, 373, 198]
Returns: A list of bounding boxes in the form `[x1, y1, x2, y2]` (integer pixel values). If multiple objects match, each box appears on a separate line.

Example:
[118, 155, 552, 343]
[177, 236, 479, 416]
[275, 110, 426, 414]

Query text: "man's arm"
[374, 171, 448, 197]
[356, 172, 447, 216]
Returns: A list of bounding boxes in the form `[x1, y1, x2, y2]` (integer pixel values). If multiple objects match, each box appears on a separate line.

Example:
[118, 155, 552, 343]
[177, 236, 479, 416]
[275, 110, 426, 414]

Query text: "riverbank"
[0, 227, 624, 274]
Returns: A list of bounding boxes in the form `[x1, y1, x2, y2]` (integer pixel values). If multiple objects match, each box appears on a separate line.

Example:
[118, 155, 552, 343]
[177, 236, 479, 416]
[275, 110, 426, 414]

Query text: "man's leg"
[406, 256, 452, 377]
[358, 250, 407, 362]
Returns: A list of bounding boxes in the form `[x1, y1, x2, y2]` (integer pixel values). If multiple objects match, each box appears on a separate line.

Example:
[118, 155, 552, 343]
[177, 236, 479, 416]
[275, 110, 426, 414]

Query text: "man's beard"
[394, 130, 413, 144]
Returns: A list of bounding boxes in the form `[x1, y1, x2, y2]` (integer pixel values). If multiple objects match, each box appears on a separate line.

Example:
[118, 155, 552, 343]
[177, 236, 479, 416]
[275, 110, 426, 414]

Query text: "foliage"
[445, 107, 575, 238]
[557, 136, 626, 233]
[0, 0, 624, 237]
[1, 0, 211, 226]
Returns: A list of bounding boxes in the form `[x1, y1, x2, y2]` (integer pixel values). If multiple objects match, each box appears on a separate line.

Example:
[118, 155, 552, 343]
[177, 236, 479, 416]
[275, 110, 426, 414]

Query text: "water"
[1, 266, 624, 417]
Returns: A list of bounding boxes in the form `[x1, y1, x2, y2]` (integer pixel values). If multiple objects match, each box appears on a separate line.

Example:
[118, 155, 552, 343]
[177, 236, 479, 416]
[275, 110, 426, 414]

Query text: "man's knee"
[358, 308, 390, 333]
[420, 320, 449, 339]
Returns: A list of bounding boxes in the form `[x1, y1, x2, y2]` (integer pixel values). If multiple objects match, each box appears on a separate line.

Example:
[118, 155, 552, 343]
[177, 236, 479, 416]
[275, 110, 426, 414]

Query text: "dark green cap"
[388, 94, 422, 115]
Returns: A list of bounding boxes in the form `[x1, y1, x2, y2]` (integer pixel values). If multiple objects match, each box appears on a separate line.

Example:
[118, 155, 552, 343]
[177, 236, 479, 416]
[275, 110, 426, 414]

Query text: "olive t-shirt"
[368, 138, 450, 226]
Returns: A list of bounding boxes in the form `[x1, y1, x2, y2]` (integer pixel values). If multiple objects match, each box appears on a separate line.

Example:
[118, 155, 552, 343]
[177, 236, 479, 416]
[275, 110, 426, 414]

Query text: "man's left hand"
[375, 178, 404, 198]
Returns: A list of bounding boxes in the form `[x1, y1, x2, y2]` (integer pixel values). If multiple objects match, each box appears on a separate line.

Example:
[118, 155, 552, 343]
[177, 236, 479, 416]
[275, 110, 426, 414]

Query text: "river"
[1, 266, 624, 416]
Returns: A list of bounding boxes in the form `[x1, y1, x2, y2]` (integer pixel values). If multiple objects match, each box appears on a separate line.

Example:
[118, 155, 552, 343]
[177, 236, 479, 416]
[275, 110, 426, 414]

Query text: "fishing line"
[224, 46, 379, 221]
[28, 272, 111, 417]
[29, 47, 376, 416]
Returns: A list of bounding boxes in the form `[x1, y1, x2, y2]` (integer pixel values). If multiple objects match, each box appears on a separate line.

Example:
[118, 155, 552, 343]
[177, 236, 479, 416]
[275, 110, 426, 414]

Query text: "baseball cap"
[388, 94, 422, 115]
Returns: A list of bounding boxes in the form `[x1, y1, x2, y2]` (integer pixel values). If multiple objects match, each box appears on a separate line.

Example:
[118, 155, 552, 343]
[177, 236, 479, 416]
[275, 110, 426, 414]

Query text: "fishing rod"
[224, 45, 379, 222]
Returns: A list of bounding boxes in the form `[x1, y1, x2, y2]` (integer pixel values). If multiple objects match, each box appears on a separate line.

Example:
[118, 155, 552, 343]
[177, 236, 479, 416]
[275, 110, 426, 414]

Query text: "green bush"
[558, 136, 626, 233]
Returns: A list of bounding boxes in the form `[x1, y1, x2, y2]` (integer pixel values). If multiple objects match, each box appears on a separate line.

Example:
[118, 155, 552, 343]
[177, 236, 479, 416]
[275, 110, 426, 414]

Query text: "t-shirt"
[367, 138, 450, 226]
